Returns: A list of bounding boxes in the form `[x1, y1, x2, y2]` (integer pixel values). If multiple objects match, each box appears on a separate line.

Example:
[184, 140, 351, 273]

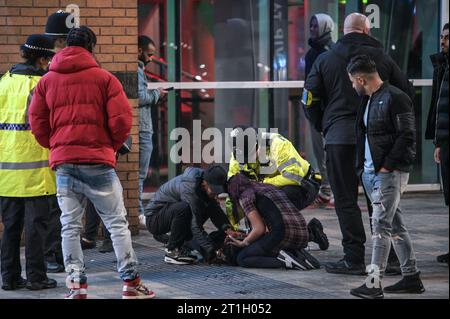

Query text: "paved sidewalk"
[0, 193, 448, 299]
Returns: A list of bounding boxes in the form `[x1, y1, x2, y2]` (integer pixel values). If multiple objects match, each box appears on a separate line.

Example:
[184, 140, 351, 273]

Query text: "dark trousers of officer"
[0, 196, 51, 283]
[326, 144, 366, 265]
[146, 201, 193, 250]
[281, 182, 318, 211]
[44, 196, 63, 265]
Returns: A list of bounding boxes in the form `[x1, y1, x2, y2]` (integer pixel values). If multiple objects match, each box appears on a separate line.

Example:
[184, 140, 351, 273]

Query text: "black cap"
[67, 26, 97, 53]
[45, 10, 72, 38]
[20, 34, 55, 58]
[203, 165, 228, 195]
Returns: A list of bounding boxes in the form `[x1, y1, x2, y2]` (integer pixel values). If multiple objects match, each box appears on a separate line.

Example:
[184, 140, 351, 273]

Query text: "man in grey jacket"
[144, 165, 232, 265]
[138, 35, 167, 216]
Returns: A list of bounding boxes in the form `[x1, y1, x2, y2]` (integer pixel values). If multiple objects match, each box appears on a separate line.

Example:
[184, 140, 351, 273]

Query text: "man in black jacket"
[426, 23, 449, 265]
[302, 13, 414, 275]
[348, 55, 424, 299]
[144, 165, 232, 265]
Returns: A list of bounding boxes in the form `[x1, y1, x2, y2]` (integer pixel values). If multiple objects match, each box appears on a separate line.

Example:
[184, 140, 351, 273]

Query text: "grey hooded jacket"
[138, 60, 160, 133]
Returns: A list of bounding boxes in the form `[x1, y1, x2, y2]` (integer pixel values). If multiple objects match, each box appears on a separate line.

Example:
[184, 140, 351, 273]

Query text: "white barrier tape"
[148, 79, 432, 90]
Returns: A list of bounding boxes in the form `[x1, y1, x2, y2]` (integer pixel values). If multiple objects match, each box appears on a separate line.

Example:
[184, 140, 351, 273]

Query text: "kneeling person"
[144, 165, 232, 265]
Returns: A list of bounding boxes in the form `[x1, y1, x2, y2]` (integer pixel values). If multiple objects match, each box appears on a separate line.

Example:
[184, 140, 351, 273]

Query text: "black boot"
[437, 253, 449, 264]
[383, 272, 425, 294]
[307, 218, 329, 251]
[350, 283, 384, 299]
[325, 259, 366, 276]
[98, 239, 114, 253]
[1, 277, 27, 291]
[26, 278, 57, 290]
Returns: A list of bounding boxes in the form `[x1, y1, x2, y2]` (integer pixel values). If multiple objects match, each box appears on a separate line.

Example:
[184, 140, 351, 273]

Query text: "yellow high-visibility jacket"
[228, 132, 313, 187]
[0, 69, 56, 197]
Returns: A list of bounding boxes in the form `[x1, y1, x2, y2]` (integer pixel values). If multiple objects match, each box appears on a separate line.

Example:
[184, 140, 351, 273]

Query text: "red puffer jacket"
[29, 46, 132, 169]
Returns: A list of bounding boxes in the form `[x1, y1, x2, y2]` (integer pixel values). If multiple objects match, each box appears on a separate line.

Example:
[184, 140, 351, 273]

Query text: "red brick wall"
[0, 0, 140, 235]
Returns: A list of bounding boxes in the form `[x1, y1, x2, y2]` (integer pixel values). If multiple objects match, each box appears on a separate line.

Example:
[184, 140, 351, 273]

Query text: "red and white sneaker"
[122, 277, 156, 299]
[65, 282, 88, 299]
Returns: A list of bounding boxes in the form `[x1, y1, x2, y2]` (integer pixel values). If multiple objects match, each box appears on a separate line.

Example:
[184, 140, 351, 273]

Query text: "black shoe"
[1, 277, 27, 291]
[277, 249, 319, 270]
[47, 262, 65, 273]
[350, 283, 384, 299]
[98, 239, 114, 253]
[308, 218, 329, 251]
[164, 248, 197, 265]
[325, 259, 367, 276]
[383, 272, 425, 294]
[80, 237, 96, 250]
[385, 262, 402, 276]
[437, 253, 449, 264]
[153, 234, 170, 245]
[294, 249, 321, 269]
[26, 278, 57, 290]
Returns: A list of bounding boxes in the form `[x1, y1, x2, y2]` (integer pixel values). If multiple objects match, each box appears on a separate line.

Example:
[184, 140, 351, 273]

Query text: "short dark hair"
[138, 35, 155, 50]
[347, 54, 378, 75]
[444, 23, 449, 31]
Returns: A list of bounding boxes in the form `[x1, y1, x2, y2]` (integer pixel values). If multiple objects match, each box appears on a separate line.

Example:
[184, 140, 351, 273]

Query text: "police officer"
[0, 35, 58, 291]
[228, 126, 329, 251]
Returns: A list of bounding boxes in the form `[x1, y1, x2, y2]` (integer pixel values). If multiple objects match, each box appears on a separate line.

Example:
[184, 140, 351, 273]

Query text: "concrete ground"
[0, 193, 448, 299]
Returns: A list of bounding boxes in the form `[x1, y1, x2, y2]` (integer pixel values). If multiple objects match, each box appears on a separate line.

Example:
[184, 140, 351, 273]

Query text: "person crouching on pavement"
[0, 34, 57, 292]
[144, 165, 233, 265]
[29, 26, 155, 300]
[227, 174, 320, 270]
[348, 55, 425, 299]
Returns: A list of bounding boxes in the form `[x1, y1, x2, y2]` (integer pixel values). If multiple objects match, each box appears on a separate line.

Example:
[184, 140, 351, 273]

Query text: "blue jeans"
[362, 170, 418, 277]
[139, 131, 153, 215]
[56, 164, 139, 283]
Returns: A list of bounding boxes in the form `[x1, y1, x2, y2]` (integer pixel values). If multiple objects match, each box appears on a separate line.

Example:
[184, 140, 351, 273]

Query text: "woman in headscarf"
[227, 174, 319, 270]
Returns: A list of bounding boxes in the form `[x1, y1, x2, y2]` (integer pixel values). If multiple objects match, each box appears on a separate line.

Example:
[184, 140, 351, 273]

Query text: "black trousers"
[83, 200, 110, 241]
[281, 182, 319, 212]
[44, 196, 63, 264]
[0, 196, 51, 283]
[326, 144, 366, 264]
[441, 142, 449, 206]
[147, 201, 193, 250]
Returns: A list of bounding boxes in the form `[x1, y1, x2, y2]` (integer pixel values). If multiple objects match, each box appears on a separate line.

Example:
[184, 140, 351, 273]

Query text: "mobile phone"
[165, 87, 175, 91]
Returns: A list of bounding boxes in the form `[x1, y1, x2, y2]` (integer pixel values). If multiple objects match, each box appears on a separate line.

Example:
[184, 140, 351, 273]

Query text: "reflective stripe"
[0, 161, 49, 170]
[0, 123, 30, 131]
[277, 157, 303, 172]
[282, 172, 303, 184]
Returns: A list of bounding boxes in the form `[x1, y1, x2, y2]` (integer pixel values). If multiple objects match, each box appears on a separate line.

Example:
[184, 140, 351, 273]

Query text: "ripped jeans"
[362, 170, 418, 277]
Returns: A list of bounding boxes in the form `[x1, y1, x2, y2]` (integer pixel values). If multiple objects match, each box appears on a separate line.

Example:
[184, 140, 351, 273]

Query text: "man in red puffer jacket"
[29, 26, 155, 300]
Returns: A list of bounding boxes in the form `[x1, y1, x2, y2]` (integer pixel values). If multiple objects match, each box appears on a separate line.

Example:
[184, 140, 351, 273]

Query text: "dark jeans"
[146, 201, 193, 250]
[0, 196, 51, 283]
[326, 144, 366, 264]
[44, 196, 63, 265]
[83, 200, 110, 241]
[441, 142, 449, 206]
[236, 195, 285, 269]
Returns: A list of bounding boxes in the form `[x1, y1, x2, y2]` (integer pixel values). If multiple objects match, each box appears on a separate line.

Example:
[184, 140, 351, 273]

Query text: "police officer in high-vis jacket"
[227, 126, 329, 250]
[0, 35, 58, 291]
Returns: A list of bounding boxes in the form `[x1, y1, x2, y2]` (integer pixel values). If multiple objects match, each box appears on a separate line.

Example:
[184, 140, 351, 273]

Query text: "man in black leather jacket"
[348, 55, 424, 299]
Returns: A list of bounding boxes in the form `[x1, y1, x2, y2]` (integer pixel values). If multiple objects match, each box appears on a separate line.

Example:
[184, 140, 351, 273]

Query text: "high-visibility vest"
[228, 133, 314, 187]
[0, 71, 56, 197]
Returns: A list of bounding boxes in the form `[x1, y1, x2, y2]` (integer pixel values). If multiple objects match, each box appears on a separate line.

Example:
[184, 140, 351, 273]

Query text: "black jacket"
[435, 63, 449, 147]
[425, 52, 448, 141]
[303, 33, 414, 144]
[356, 82, 416, 174]
[305, 33, 334, 78]
[145, 167, 230, 256]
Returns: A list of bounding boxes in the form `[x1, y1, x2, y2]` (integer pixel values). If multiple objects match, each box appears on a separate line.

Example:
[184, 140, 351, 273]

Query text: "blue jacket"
[138, 61, 160, 133]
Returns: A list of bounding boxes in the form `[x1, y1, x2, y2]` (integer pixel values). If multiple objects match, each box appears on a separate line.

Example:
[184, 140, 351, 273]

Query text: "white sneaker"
[138, 215, 147, 230]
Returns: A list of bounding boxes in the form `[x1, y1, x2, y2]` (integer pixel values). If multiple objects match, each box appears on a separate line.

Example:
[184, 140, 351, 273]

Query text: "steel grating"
[82, 243, 335, 299]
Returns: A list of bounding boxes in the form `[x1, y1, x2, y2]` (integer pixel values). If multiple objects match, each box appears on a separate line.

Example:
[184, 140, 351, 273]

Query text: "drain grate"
[82, 243, 334, 299]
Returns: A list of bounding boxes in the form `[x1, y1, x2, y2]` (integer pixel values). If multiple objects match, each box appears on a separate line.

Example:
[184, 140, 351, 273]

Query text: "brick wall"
[0, 0, 140, 235]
